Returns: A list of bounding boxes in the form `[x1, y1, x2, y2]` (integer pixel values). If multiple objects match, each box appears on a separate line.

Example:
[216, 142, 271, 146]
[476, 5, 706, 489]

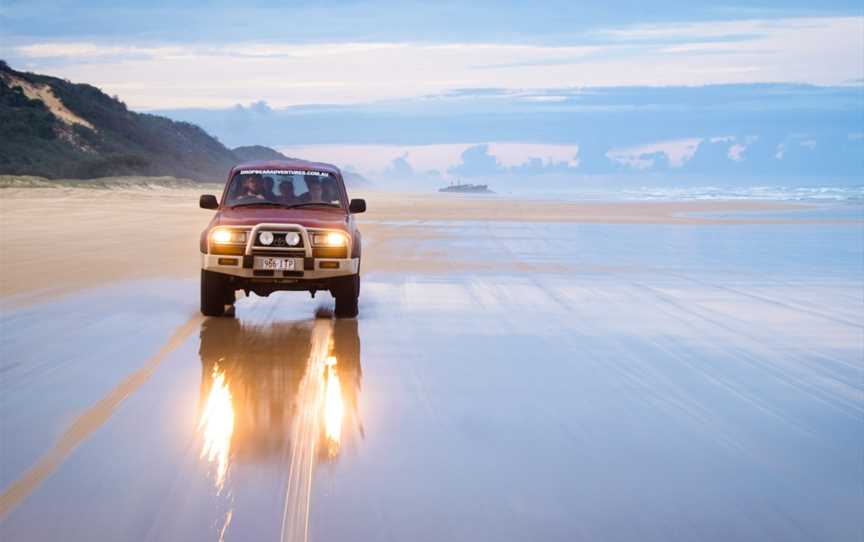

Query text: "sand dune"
[0, 74, 95, 130]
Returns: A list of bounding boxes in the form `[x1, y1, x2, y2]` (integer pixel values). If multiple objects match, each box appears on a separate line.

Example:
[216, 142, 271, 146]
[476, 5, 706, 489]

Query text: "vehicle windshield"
[224, 169, 342, 208]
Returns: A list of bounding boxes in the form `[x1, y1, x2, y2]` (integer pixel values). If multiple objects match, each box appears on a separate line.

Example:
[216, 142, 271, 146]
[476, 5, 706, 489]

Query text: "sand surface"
[0, 186, 848, 305]
[1, 184, 861, 541]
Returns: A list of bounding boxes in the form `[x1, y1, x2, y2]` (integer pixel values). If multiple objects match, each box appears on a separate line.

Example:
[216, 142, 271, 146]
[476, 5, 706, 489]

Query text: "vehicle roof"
[229, 159, 342, 177]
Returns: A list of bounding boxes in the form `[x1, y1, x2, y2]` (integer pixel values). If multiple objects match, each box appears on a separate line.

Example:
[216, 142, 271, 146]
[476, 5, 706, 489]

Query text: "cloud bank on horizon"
[166, 84, 863, 185]
[1, 0, 861, 184]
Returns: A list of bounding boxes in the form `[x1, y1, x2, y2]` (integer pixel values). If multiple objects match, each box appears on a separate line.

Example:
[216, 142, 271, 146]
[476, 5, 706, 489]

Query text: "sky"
[1, 0, 862, 185]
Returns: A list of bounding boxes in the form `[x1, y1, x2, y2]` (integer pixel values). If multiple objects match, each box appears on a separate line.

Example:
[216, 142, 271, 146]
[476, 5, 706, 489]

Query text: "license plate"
[257, 257, 296, 271]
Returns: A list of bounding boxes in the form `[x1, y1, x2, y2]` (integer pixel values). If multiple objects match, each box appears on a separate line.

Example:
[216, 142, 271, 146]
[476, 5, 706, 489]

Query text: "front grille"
[253, 231, 304, 248]
[251, 249, 305, 257]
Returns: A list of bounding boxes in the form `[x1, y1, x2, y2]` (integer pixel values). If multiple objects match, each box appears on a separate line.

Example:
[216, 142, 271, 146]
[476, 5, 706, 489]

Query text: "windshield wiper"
[229, 201, 342, 210]
[284, 202, 342, 209]
[229, 201, 291, 208]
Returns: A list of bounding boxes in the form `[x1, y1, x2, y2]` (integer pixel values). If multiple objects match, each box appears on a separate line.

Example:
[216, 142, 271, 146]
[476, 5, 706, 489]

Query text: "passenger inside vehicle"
[277, 179, 296, 204]
[320, 177, 339, 203]
[301, 177, 324, 203]
[261, 176, 276, 200]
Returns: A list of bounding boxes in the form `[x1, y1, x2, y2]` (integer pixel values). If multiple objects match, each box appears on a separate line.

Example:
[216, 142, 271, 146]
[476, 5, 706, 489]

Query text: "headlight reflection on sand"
[195, 318, 361, 542]
[199, 363, 234, 492]
[322, 355, 344, 458]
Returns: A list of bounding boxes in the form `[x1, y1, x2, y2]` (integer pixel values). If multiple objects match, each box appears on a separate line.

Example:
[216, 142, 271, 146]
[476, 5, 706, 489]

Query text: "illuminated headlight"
[285, 232, 301, 246]
[211, 229, 247, 244]
[313, 232, 348, 247]
[258, 231, 274, 246]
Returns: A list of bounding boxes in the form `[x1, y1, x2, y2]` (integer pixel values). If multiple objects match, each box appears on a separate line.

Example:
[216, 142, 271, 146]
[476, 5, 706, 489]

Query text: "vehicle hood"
[213, 207, 349, 230]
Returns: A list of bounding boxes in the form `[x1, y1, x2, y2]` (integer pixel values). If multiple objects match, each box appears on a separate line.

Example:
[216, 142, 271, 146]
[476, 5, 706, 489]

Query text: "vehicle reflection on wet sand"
[196, 316, 361, 542]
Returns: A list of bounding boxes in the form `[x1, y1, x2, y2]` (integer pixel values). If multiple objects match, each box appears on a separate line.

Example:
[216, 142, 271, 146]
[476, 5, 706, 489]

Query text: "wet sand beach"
[0, 185, 862, 541]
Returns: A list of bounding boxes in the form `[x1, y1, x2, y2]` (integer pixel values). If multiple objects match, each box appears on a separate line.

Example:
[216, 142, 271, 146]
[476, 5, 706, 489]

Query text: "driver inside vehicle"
[236, 174, 266, 200]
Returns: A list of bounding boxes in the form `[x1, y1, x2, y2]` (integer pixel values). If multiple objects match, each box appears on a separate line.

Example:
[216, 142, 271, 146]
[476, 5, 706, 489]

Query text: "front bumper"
[202, 222, 359, 280]
[202, 253, 359, 279]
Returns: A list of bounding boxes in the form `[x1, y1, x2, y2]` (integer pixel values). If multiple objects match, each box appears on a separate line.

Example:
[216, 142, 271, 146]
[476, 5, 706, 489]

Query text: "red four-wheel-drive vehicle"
[199, 160, 365, 317]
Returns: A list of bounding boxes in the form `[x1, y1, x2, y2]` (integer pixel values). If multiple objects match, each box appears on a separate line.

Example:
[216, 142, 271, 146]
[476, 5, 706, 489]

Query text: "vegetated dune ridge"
[0, 62, 237, 181]
[2, 62, 368, 184]
[1, 177, 858, 306]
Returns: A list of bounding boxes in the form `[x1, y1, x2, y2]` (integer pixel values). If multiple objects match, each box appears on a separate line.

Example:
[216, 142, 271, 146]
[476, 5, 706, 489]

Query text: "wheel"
[200, 270, 234, 317]
[333, 274, 360, 318]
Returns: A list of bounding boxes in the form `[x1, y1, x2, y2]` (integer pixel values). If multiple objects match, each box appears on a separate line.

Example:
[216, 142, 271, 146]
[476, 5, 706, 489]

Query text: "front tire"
[201, 270, 234, 317]
[333, 274, 360, 318]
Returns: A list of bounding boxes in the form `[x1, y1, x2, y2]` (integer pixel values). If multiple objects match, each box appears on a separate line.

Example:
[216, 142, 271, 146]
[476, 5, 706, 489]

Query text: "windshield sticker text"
[239, 169, 331, 176]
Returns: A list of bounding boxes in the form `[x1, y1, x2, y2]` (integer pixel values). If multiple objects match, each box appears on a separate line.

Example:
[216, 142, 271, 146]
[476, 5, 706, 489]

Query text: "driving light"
[258, 231, 274, 246]
[285, 232, 301, 246]
[313, 232, 347, 247]
[211, 229, 247, 244]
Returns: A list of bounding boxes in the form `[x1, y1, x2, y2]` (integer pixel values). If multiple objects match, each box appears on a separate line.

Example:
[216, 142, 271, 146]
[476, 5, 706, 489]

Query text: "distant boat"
[438, 181, 493, 194]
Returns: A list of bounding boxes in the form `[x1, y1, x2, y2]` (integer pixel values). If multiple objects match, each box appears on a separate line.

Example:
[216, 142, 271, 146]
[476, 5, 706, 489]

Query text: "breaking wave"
[616, 185, 864, 202]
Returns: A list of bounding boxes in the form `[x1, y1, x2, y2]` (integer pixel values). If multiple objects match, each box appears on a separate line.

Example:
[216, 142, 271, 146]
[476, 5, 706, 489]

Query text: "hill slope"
[232, 145, 373, 187]
[0, 61, 237, 181]
[0, 61, 375, 186]
[232, 145, 297, 162]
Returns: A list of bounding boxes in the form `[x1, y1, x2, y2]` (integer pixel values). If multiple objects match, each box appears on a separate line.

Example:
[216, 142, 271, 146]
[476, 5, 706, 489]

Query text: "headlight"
[285, 232, 301, 246]
[312, 232, 348, 247]
[258, 231, 274, 246]
[211, 229, 247, 244]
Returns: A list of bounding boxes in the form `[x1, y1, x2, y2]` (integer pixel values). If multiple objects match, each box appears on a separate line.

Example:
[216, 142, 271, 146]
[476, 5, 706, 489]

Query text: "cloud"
[382, 153, 416, 179]
[509, 157, 580, 175]
[269, 134, 860, 182]
[277, 144, 472, 175]
[446, 143, 582, 177]
[682, 131, 864, 179]
[162, 82, 857, 150]
[687, 135, 777, 172]
[147, 79, 862, 181]
[607, 138, 702, 170]
[727, 143, 746, 161]
[447, 145, 505, 177]
[593, 17, 846, 46]
[688, 138, 741, 169]
[520, 95, 570, 103]
[775, 134, 815, 160]
[230, 100, 274, 116]
[4, 16, 862, 109]
[638, 151, 671, 170]
[271, 142, 587, 180]
[4, 0, 861, 46]
[486, 143, 579, 168]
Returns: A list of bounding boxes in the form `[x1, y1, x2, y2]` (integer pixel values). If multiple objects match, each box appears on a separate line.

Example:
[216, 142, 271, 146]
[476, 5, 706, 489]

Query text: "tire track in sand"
[0, 314, 203, 520]
[280, 319, 334, 542]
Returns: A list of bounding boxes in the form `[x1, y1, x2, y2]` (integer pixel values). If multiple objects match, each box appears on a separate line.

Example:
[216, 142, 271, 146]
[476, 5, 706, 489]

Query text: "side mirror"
[199, 194, 219, 209]
[349, 198, 366, 213]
